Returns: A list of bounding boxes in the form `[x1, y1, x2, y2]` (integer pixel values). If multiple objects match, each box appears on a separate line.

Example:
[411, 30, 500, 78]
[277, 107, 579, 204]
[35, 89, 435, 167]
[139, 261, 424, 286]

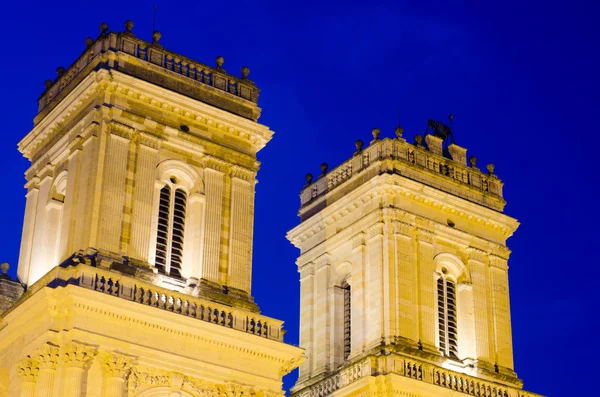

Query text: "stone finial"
[125, 20, 134, 33]
[486, 163, 495, 175]
[241, 66, 250, 79]
[395, 126, 404, 139]
[216, 56, 225, 70]
[414, 134, 423, 147]
[372, 128, 381, 141]
[100, 22, 109, 34]
[355, 139, 364, 152]
[0, 262, 8, 275]
[320, 162, 328, 175]
[305, 173, 313, 185]
[84, 37, 94, 47]
[56, 67, 65, 76]
[469, 156, 477, 168]
[44, 80, 53, 89]
[152, 31, 161, 43]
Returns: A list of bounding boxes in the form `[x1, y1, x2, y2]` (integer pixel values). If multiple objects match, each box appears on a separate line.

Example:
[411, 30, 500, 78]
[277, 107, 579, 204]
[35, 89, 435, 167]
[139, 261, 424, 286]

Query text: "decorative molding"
[128, 365, 171, 394]
[203, 155, 230, 173]
[63, 341, 98, 368]
[314, 253, 331, 270]
[230, 165, 255, 182]
[108, 121, 135, 140]
[489, 254, 508, 270]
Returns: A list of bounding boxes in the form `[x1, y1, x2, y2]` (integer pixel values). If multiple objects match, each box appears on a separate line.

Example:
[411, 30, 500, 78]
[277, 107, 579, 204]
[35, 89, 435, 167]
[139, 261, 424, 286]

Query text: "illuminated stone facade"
[287, 131, 543, 397]
[0, 22, 303, 397]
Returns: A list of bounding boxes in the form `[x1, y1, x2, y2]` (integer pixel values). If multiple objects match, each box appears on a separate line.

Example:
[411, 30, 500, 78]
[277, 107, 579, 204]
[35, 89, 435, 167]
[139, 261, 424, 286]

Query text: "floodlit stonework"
[0, 21, 303, 397]
[287, 130, 544, 397]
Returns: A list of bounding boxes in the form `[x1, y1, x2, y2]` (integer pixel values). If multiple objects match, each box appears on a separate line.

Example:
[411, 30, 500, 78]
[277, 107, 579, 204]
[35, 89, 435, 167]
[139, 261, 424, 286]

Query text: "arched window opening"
[154, 183, 187, 278]
[437, 270, 458, 359]
[342, 281, 351, 360]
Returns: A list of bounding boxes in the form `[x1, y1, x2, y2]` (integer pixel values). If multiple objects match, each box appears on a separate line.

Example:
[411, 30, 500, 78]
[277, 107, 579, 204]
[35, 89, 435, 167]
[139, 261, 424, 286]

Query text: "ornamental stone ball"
[486, 163, 495, 175]
[216, 56, 225, 68]
[395, 126, 404, 139]
[320, 162, 329, 175]
[125, 20, 134, 32]
[355, 139, 364, 151]
[100, 22, 109, 34]
[372, 128, 381, 140]
[241, 66, 250, 79]
[0, 262, 8, 275]
[152, 31, 162, 43]
[84, 37, 94, 47]
[469, 156, 477, 168]
[44, 80, 53, 89]
[305, 173, 313, 185]
[56, 67, 65, 76]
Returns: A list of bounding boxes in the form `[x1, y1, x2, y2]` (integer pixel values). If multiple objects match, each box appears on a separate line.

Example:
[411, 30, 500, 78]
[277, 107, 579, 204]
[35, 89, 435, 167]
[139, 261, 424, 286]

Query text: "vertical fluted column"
[298, 262, 315, 381]
[17, 356, 39, 397]
[351, 232, 367, 354]
[62, 342, 98, 397]
[489, 254, 514, 370]
[416, 228, 437, 353]
[202, 164, 225, 284]
[102, 353, 135, 397]
[17, 179, 39, 284]
[313, 253, 331, 375]
[33, 343, 59, 397]
[365, 222, 384, 350]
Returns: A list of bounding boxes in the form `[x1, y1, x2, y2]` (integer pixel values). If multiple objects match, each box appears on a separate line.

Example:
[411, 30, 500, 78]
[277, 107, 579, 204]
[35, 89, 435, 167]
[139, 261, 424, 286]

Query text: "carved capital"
[489, 254, 508, 270]
[108, 121, 134, 140]
[63, 342, 97, 368]
[182, 378, 220, 397]
[17, 357, 39, 382]
[224, 383, 253, 397]
[35, 343, 60, 370]
[351, 232, 366, 250]
[393, 220, 414, 237]
[314, 253, 331, 269]
[299, 262, 315, 278]
[134, 131, 161, 149]
[466, 247, 488, 263]
[230, 165, 255, 182]
[203, 155, 230, 173]
[366, 222, 384, 240]
[416, 228, 435, 244]
[102, 352, 135, 379]
[490, 244, 511, 260]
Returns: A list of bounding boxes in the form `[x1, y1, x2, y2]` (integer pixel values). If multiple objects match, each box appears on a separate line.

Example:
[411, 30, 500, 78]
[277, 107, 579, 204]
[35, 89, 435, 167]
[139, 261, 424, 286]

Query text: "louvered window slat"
[343, 282, 351, 360]
[153, 184, 187, 279]
[438, 275, 459, 359]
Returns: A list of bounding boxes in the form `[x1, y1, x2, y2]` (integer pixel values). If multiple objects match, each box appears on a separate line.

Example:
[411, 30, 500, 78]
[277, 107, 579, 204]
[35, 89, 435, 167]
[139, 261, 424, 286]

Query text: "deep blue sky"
[1, 1, 597, 395]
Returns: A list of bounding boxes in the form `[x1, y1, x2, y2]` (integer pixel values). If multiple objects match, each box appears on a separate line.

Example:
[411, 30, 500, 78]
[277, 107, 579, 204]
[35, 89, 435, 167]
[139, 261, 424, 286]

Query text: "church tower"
[0, 22, 302, 397]
[287, 126, 542, 396]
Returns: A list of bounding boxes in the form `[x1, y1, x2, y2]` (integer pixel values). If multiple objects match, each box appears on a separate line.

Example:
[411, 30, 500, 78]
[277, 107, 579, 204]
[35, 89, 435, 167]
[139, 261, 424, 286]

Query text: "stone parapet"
[291, 352, 542, 397]
[36, 27, 261, 123]
[300, 138, 504, 218]
[13, 260, 285, 342]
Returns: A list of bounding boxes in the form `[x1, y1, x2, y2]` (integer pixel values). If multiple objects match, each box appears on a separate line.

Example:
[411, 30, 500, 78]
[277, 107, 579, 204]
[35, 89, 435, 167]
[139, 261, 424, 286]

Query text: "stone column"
[365, 222, 384, 350]
[202, 163, 226, 284]
[416, 228, 437, 353]
[17, 179, 40, 284]
[298, 262, 315, 381]
[393, 220, 418, 345]
[313, 253, 331, 375]
[489, 254, 514, 371]
[102, 353, 135, 397]
[17, 356, 38, 397]
[351, 232, 367, 354]
[33, 343, 60, 397]
[62, 342, 97, 397]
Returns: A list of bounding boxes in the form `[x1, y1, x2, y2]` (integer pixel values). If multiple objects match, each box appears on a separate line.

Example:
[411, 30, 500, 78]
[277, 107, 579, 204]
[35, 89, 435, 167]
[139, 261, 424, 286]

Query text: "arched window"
[342, 280, 351, 360]
[154, 180, 187, 278]
[437, 269, 458, 359]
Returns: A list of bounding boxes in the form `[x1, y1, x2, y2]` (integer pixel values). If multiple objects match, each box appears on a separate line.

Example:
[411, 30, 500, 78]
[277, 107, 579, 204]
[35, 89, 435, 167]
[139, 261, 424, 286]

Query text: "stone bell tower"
[0, 21, 302, 397]
[287, 125, 542, 397]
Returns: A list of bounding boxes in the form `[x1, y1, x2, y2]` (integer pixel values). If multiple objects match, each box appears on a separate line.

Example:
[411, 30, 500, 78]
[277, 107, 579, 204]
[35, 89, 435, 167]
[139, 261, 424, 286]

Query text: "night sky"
[0, 1, 597, 395]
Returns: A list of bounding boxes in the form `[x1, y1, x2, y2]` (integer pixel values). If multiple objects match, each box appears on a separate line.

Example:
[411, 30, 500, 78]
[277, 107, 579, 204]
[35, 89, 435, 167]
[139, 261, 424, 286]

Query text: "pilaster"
[17, 357, 38, 397]
[33, 343, 59, 397]
[102, 352, 135, 397]
[62, 342, 98, 397]
[415, 228, 437, 353]
[392, 220, 418, 344]
[202, 165, 225, 284]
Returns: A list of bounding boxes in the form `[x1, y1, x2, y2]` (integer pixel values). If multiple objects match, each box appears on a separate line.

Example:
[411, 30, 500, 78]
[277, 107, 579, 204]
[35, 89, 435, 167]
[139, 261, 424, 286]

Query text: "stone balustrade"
[300, 138, 505, 213]
[294, 354, 542, 397]
[25, 262, 284, 342]
[37, 29, 260, 121]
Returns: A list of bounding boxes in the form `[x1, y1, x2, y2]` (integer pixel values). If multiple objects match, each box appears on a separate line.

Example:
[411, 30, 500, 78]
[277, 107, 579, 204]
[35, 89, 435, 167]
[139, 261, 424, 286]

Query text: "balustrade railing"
[38, 31, 259, 113]
[67, 264, 282, 341]
[300, 138, 503, 210]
